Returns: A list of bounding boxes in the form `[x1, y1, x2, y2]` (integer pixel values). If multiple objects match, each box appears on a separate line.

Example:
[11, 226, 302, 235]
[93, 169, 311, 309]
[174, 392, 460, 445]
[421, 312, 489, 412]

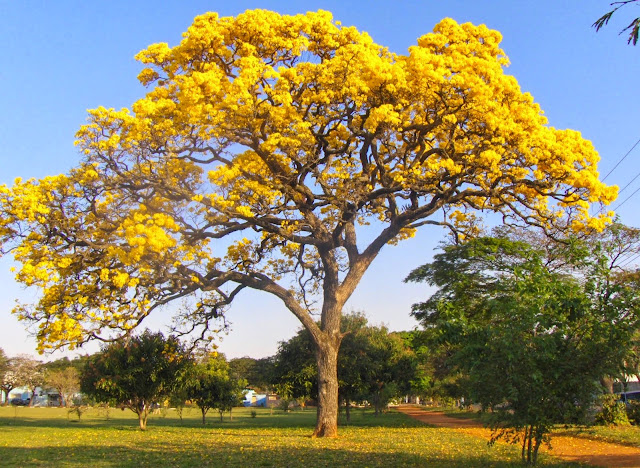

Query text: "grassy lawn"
[0, 406, 584, 467]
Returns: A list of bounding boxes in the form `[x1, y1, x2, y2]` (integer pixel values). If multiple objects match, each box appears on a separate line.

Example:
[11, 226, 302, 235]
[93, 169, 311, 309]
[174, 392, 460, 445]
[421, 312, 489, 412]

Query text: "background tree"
[272, 312, 416, 420]
[406, 234, 640, 465]
[0, 349, 6, 404]
[594, 0, 640, 45]
[80, 330, 192, 430]
[272, 328, 318, 408]
[43, 356, 89, 375]
[394, 330, 464, 407]
[363, 329, 416, 416]
[186, 353, 245, 424]
[229, 356, 275, 393]
[334, 313, 371, 420]
[11, 356, 44, 406]
[0, 348, 6, 381]
[0, 351, 17, 405]
[45, 367, 80, 407]
[214, 374, 246, 422]
[168, 381, 190, 423]
[0, 11, 616, 437]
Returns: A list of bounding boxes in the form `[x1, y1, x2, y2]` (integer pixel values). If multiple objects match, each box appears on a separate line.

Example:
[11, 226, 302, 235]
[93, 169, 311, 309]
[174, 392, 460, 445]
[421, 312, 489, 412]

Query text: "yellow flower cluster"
[0, 10, 618, 352]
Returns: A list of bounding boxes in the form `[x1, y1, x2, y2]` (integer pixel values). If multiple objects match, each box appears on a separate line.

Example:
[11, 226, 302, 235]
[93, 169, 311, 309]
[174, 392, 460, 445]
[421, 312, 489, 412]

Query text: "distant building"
[242, 389, 281, 407]
[6, 387, 63, 406]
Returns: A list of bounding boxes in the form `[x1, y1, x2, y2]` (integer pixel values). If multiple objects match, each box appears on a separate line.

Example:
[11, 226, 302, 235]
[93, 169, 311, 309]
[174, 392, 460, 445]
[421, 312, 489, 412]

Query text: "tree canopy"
[0, 10, 616, 436]
[80, 330, 191, 430]
[406, 230, 640, 465]
[185, 353, 246, 424]
[45, 367, 80, 407]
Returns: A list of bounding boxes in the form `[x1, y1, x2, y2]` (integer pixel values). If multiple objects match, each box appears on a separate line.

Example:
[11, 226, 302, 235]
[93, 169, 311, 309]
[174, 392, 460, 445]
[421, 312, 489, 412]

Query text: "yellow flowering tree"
[0, 10, 616, 437]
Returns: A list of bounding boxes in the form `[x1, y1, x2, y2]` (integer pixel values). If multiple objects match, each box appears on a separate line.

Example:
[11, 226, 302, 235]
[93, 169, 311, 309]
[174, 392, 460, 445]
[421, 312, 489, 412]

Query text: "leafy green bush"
[595, 394, 630, 426]
[626, 400, 640, 425]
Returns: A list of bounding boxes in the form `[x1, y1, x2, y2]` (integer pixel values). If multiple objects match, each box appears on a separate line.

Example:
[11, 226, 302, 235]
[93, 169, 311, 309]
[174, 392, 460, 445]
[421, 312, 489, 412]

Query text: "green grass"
[0, 406, 583, 467]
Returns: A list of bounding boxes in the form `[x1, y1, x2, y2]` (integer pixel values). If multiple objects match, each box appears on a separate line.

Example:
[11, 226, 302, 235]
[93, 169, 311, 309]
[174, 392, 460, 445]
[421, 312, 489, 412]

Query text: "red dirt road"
[396, 405, 640, 467]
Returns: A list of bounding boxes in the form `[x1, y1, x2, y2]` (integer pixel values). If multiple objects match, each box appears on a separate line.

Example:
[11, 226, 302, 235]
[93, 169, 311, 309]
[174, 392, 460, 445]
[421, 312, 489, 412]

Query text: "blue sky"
[1, 1, 639, 360]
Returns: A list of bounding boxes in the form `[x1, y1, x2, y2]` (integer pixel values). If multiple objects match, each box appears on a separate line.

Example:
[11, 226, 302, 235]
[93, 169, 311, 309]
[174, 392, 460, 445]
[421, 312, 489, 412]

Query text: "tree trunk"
[532, 434, 542, 466]
[600, 376, 614, 394]
[374, 389, 382, 416]
[136, 400, 148, 430]
[345, 397, 351, 423]
[201, 407, 206, 425]
[1, 388, 10, 406]
[313, 338, 340, 438]
[138, 411, 148, 430]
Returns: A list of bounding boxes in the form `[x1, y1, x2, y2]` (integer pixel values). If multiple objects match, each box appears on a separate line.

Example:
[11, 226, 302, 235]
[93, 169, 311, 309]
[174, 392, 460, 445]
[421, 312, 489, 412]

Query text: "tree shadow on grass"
[0, 408, 423, 431]
[0, 442, 582, 468]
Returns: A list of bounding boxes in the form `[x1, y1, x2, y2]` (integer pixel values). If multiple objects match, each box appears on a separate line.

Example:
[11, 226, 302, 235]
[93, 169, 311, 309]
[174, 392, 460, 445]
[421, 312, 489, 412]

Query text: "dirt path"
[397, 405, 640, 467]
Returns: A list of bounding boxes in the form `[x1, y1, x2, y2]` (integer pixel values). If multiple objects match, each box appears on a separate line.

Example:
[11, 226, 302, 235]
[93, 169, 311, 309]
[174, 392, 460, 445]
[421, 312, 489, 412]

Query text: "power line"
[591, 137, 640, 216]
[602, 137, 640, 182]
[615, 247, 640, 266]
[612, 185, 640, 212]
[619, 252, 640, 269]
[617, 171, 640, 196]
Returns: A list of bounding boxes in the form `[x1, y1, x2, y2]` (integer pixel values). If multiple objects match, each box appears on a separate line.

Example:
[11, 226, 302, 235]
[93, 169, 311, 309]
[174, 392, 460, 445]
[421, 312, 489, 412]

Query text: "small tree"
[186, 353, 245, 424]
[80, 330, 191, 430]
[215, 376, 246, 422]
[0, 350, 15, 405]
[12, 356, 44, 406]
[168, 382, 190, 423]
[45, 367, 80, 407]
[406, 234, 640, 465]
[187, 355, 227, 425]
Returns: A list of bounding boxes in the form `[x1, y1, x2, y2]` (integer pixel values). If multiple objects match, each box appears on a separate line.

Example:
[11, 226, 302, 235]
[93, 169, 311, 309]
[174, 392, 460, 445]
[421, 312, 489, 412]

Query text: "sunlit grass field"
[0, 406, 583, 467]
[439, 406, 640, 448]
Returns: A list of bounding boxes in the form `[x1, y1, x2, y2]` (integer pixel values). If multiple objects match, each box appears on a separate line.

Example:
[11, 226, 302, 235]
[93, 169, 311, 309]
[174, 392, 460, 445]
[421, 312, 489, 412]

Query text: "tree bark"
[313, 338, 340, 438]
[1, 387, 11, 406]
[345, 397, 351, 423]
[600, 376, 614, 394]
[136, 401, 148, 430]
[138, 411, 148, 430]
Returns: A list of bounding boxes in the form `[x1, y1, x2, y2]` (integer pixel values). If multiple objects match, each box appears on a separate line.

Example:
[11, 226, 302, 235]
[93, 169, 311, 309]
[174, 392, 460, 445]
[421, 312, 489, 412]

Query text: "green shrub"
[626, 400, 640, 425]
[250, 410, 257, 418]
[595, 394, 630, 426]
